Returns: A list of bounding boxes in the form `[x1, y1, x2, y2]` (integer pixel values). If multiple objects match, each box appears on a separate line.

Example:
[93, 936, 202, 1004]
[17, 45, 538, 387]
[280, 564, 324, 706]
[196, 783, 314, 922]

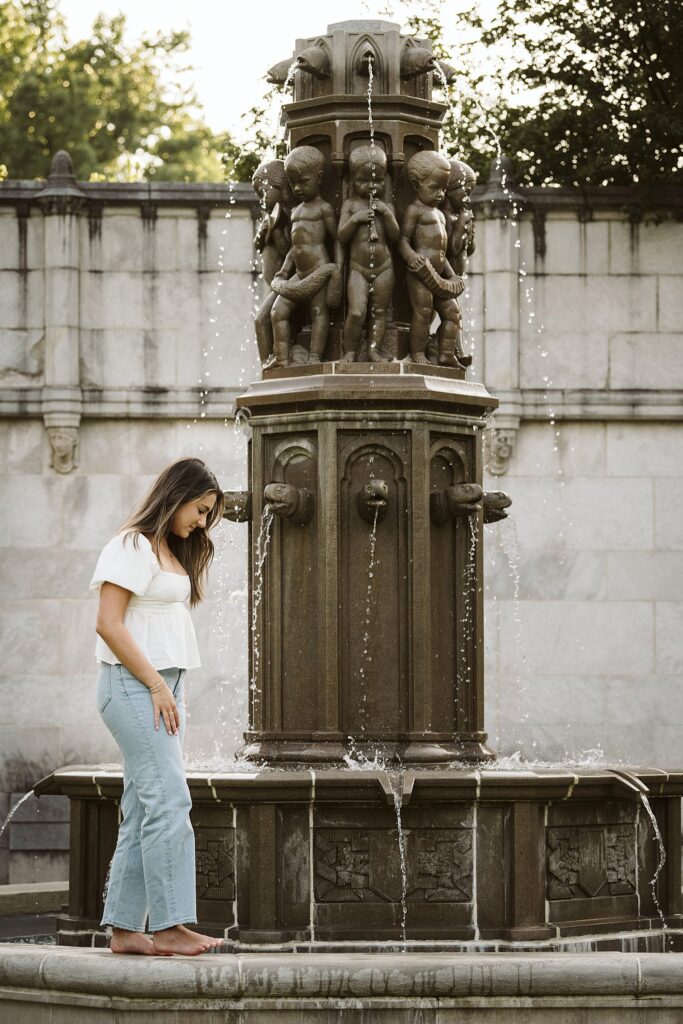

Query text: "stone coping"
[2, 946, 683, 1003]
[0, 180, 258, 210]
[0, 178, 681, 215]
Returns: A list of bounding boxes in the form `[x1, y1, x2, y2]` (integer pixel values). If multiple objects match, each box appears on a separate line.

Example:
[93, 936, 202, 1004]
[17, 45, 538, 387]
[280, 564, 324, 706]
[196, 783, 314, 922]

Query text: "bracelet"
[149, 681, 166, 694]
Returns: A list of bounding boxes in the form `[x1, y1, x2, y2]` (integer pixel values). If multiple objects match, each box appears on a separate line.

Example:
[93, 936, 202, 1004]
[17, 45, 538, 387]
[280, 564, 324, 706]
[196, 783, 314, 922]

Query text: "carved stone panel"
[429, 439, 474, 733]
[314, 827, 473, 904]
[195, 827, 236, 902]
[547, 825, 636, 901]
[339, 435, 410, 736]
[264, 436, 319, 732]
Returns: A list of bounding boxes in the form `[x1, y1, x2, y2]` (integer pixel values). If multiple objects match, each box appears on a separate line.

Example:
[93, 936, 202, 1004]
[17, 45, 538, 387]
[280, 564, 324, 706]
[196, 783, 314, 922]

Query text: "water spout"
[263, 482, 314, 526]
[430, 483, 483, 524]
[357, 478, 388, 523]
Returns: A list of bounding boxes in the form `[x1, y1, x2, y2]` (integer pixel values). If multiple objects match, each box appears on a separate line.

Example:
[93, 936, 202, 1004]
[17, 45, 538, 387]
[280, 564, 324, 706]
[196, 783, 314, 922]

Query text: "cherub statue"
[252, 160, 293, 367]
[443, 158, 476, 275]
[398, 150, 467, 368]
[269, 145, 341, 366]
[338, 145, 400, 362]
[428, 157, 478, 367]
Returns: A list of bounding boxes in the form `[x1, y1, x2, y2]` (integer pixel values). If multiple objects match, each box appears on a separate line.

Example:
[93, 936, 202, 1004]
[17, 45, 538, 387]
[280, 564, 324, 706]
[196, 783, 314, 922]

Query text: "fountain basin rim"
[3, 945, 683, 1003]
[33, 764, 683, 805]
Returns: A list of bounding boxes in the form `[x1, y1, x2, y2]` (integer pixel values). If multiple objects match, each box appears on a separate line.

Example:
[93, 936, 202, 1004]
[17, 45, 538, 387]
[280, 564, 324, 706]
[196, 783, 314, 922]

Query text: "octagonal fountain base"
[34, 764, 683, 952]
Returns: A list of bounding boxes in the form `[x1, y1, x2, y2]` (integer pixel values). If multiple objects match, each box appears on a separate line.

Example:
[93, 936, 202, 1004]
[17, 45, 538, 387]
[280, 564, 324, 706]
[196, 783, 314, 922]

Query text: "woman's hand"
[151, 684, 179, 736]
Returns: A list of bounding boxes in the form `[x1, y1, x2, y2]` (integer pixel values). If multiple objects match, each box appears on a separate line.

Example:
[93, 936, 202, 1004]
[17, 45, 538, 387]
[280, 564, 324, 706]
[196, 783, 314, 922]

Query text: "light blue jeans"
[96, 663, 196, 932]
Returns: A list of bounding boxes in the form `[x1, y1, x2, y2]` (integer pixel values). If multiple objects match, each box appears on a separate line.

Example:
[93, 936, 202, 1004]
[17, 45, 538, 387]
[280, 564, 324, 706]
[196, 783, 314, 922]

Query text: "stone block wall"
[0, 166, 682, 882]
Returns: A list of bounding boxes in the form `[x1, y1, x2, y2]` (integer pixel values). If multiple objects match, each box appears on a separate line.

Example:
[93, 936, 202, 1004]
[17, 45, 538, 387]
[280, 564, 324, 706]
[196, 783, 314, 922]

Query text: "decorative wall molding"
[2, 387, 683, 422]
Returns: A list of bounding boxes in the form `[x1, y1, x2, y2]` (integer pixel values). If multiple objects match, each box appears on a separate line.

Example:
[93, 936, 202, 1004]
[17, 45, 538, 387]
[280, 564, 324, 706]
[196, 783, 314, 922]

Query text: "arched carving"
[428, 441, 478, 735]
[263, 438, 319, 733]
[347, 35, 386, 94]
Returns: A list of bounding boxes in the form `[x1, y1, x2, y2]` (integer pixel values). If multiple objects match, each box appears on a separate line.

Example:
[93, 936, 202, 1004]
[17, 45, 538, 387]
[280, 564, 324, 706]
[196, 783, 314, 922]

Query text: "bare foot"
[152, 924, 221, 956]
[179, 923, 223, 949]
[110, 929, 160, 955]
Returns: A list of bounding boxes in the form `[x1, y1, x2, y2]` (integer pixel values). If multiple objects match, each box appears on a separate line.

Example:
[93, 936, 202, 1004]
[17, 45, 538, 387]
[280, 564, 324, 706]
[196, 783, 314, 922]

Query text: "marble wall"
[0, 173, 682, 883]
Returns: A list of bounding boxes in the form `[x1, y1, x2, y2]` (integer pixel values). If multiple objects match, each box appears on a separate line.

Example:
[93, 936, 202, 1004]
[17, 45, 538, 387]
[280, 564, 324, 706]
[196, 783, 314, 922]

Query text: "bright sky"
[57, 0, 487, 140]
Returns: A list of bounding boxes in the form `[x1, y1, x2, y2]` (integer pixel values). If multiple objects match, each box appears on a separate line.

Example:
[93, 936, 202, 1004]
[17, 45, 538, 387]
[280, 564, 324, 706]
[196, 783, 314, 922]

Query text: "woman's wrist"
[148, 678, 167, 694]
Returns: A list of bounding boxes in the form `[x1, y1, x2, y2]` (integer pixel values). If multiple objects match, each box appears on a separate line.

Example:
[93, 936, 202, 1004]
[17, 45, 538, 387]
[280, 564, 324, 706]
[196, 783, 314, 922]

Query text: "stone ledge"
[0, 180, 258, 211]
[0, 882, 68, 916]
[2, 947, 683, 1004]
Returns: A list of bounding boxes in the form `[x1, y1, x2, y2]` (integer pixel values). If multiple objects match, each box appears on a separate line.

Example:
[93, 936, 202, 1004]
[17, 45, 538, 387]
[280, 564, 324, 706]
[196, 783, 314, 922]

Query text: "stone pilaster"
[479, 156, 524, 473]
[35, 151, 85, 473]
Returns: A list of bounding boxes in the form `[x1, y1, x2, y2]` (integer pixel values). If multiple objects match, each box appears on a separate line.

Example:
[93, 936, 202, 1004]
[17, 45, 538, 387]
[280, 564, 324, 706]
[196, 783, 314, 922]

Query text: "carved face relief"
[47, 427, 79, 474]
[485, 428, 517, 476]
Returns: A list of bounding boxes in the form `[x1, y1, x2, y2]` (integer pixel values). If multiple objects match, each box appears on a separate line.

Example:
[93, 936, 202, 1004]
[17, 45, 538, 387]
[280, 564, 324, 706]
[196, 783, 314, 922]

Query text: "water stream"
[273, 60, 299, 154]
[249, 505, 275, 719]
[385, 772, 408, 949]
[357, 506, 380, 734]
[497, 518, 531, 754]
[638, 791, 671, 944]
[0, 791, 33, 845]
[365, 53, 379, 355]
[455, 516, 478, 730]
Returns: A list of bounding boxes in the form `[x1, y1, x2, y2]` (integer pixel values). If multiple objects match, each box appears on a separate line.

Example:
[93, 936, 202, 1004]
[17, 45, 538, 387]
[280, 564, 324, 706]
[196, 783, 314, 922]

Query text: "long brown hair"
[120, 458, 224, 606]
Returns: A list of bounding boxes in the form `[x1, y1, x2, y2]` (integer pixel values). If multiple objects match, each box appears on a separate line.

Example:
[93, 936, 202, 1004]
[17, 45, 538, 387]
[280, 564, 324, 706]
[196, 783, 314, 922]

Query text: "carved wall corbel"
[484, 414, 520, 477]
[42, 386, 83, 475]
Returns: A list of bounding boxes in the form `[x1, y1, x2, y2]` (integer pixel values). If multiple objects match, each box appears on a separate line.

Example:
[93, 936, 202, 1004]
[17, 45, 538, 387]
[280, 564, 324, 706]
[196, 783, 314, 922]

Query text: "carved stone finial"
[47, 426, 79, 474]
[36, 150, 87, 215]
[48, 150, 78, 187]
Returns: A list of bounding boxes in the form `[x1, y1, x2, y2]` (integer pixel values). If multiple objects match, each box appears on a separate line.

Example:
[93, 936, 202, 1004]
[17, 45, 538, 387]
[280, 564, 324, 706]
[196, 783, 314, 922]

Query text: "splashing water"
[249, 505, 275, 721]
[343, 739, 387, 771]
[358, 506, 380, 733]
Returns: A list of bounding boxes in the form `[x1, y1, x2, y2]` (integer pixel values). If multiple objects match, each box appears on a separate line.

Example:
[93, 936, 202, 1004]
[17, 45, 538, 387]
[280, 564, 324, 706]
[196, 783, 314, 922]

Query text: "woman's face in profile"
[170, 491, 217, 539]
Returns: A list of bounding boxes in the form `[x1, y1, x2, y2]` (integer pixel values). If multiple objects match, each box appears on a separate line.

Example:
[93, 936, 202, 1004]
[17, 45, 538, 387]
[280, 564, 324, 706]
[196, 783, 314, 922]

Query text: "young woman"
[91, 457, 225, 956]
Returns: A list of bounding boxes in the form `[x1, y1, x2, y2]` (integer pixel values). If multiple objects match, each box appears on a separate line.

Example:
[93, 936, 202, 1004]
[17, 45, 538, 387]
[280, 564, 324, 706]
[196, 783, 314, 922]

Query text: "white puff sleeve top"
[90, 532, 201, 670]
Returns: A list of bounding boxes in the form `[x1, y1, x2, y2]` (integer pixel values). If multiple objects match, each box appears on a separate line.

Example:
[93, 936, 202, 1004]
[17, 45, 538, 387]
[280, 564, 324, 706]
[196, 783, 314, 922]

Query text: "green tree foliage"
[0, 0, 237, 181]
[407, 0, 682, 189]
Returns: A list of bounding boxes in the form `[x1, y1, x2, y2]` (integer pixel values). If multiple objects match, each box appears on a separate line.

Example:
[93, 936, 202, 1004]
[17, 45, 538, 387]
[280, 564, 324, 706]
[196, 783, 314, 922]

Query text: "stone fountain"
[34, 20, 683, 955]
